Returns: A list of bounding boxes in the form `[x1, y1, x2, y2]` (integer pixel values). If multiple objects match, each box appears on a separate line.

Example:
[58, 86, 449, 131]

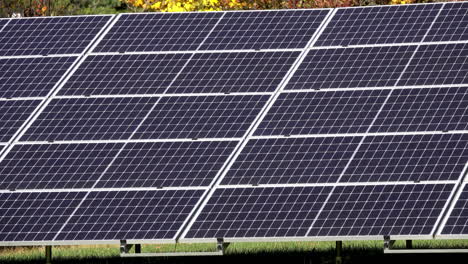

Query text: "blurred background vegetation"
[0, 0, 460, 17]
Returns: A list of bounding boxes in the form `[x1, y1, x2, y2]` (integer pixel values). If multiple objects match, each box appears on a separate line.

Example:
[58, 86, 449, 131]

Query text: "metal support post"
[335, 241, 342, 264]
[45, 246, 52, 264]
[135, 244, 141, 253]
[406, 240, 413, 249]
[120, 240, 133, 254]
[217, 238, 230, 254]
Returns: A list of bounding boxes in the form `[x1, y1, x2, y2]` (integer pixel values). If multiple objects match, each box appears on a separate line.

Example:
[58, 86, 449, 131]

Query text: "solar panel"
[440, 184, 468, 236]
[0, 16, 111, 56]
[0, 20, 9, 32]
[221, 137, 361, 185]
[198, 9, 330, 50]
[314, 4, 442, 46]
[0, 56, 76, 98]
[0, 143, 124, 190]
[59, 53, 191, 96]
[255, 90, 390, 136]
[20, 97, 159, 142]
[95, 140, 239, 188]
[0, 191, 86, 241]
[93, 12, 223, 53]
[285, 46, 416, 90]
[340, 133, 468, 183]
[55, 189, 204, 241]
[0, 100, 40, 143]
[308, 184, 453, 237]
[397, 43, 468, 86]
[184, 186, 332, 238]
[168, 51, 300, 94]
[370, 87, 468, 133]
[133, 95, 270, 139]
[425, 2, 468, 42]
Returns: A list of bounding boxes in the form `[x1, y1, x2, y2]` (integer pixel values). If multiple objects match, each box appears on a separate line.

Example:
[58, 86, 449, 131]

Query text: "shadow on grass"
[2, 247, 468, 264]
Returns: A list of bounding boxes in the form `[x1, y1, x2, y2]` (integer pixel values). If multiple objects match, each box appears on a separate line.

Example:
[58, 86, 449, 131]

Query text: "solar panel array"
[0, 1, 467, 245]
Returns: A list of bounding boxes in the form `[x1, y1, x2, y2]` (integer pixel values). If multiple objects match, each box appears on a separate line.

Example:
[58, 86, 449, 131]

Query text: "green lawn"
[1, 240, 468, 264]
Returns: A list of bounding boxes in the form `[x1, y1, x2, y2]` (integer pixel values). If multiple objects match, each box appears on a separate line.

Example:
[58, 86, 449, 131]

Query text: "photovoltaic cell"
[0, 100, 40, 143]
[314, 4, 442, 46]
[309, 184, 453, 237]
[0, 143, 124, 190]
[199, 9, 329, 50]
[285, 46, 416, 90]
[0, 16, 111, 56]
[59, 54, 191, 96]
[371, 87, 468, 133]
[255, 90, 390, 136]
[56, 190, 204, 241]
[96, 140, 238, 188]
[93, 12, 222, 53]
[440, 184, 468, 235]
[0, 56, 76, 98]
[221, 137, 362, 185]
[397, 43, 468, 86]
[0, 20, 9, 32]
[168, 51, 299, 94]
[340, 133, 468, 183]
[20, 97, 159, 142]
[134, 95, 269, 139]
[0, 191, 86, 241]
[425, 2, 468, 42]
[185, 186, 332, 238]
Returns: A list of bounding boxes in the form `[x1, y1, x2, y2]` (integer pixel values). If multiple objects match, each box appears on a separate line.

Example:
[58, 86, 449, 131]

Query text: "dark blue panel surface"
[309, 184, 453, 237]
[134, 95, 269, 139]
[59, 54, 191, 96]
[0, 192, 85, 241]
[56, 190, 204, 241]
[221, 137, 361, 185]
[20, 97, 159, 142]
[94, 12, 222, 52]
[0, 16, 111, 56]
[315, 4, 441, 46]
[286, 46, 416, 90]
[371, 87, 468, 133]
[441, 184, 468, 235]
[0, 143, 123, 190]
[169, 51, 299, 94]
[397, 43, 468, 86]
[0, 20, 9, 32]
[425, 2, 468, 42]
[185, 186, 332, 238]
[199, 9, 329, 50]
[0, 57, 76, 98]
[340, 133, 468, 182]
[0, 100, 40, 143]
[256, 90, 390, 136]
[96, 140, 238, 188]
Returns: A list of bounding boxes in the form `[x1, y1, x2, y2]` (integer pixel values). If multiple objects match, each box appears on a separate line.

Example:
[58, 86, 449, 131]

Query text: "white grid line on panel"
[303, 10, 447, 236]
[307, 39, 468, 50]
[90, 48, 305, 56]
[435, 164, 468, 236]
[179, 9, 336, 241]
[195, 12, 226, 50]
[284, 83, 468, 93]
[0, 54, 81, 60]
[13, 137, 242, 145]
[251, 130, 468, 140]
[53, 92, 274, 100]
[215, 181, 459, 189]
[0, 97, 47, 102]
[421, 2, 447, 41]
[0, 186, 209, 194]
[0, 19, 9, 33]
[87, 14, 122, 54]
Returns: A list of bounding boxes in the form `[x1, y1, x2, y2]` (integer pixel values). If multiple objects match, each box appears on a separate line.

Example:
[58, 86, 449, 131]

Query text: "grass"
[1, 240, 468, 263]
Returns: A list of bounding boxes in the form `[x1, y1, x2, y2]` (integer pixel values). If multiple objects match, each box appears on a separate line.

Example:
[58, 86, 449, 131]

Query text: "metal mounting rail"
[383, 236, 468, 254]
[119, 238, 230, 257]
